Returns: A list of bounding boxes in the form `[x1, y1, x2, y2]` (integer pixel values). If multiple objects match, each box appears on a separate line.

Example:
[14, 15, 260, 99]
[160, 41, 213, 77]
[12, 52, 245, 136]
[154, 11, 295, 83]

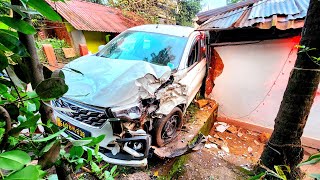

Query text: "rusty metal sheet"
[197, 0, 309, 31]
[46, 0, 146, 33]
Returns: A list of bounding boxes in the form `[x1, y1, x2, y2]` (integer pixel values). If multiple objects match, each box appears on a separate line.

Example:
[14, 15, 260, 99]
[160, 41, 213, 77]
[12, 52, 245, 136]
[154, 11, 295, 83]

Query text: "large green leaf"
[69, 146, 84, 159]
[33, 128, 66, 142]
[0, 30, 28, 57]
[84, 134, 105, 147]
[248, 172, 265, 180]
[0, 51, 8, 71]
[35, 77, 68, 100]
[25, 0, 62, 21]
[70, 139, 93, 146]
[0, 150, 31, 171]
[0, 16, 36, 35]
[4, 165, 39, 180]
[274, 166, 287, 180]
[298, 153, 320, 167]
[0, 83, 8, 94]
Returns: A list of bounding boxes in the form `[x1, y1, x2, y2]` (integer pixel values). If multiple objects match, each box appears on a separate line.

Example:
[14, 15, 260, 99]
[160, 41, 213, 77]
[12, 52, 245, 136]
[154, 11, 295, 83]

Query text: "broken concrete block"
[221, 145, 230, 153]
[205, 143, 218, 149]
[227, 125, 237, 134]
[258, 132, 271, 143]
[216, 124, 230, 133]
[195, 99, 209, 108]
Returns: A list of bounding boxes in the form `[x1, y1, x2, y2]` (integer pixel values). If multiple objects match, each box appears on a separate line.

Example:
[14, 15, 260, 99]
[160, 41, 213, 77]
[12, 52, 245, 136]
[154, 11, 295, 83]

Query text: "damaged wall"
[209, 37, 320, 140]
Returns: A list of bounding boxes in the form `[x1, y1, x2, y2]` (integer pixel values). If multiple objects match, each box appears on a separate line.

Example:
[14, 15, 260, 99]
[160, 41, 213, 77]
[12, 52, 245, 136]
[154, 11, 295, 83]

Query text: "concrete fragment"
[205, 143, 218, 149]
[195, 99, 209, 108]
[227, 125, 237, 134]
[258, 132, 271, 143]
[216, 124, 229, 133]
[221, 145, 230, 153]
[254, 140, 260, 145]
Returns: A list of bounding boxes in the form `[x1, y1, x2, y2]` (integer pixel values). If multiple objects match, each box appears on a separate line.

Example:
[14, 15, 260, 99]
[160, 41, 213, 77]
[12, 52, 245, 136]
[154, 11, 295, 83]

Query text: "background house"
[197, 0, 319, 147]
[39, 0, 146, 54]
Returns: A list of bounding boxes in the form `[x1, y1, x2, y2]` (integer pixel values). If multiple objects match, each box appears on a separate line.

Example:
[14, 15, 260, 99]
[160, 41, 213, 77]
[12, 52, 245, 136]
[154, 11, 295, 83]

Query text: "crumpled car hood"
[63, 56, 172, 107]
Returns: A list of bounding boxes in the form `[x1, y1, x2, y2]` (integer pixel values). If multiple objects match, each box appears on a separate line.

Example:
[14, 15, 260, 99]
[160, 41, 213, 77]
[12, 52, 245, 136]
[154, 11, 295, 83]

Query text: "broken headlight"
[111, 104, 141, 120]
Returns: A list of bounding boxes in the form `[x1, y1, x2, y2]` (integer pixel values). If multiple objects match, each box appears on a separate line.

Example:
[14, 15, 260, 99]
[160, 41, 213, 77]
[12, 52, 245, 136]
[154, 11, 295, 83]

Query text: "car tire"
[153, 107, 183, 147]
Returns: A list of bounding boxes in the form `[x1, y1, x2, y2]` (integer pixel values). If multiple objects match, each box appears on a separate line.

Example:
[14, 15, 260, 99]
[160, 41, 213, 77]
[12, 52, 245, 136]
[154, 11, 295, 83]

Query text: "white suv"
[52, 24, 208, 166]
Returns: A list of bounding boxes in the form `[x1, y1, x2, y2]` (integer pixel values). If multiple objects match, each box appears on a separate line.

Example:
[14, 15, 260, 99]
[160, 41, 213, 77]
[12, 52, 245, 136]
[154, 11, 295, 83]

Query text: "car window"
[187, 40, 200, 67]
[98, 31, 188, 70]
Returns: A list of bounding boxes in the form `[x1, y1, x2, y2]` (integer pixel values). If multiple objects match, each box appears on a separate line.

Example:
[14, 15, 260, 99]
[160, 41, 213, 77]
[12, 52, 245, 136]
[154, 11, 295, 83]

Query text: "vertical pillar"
[79, 44, 89, 56]
[42, 44, 58, 67]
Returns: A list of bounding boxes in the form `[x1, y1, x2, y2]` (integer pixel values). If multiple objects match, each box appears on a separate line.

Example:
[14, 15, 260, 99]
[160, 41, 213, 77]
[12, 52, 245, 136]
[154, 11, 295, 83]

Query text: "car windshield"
[97, 31, 188, 69]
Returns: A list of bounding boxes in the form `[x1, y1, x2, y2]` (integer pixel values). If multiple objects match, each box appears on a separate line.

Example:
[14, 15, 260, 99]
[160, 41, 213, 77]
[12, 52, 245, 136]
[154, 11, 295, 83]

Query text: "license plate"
[56, 117, 91, 138]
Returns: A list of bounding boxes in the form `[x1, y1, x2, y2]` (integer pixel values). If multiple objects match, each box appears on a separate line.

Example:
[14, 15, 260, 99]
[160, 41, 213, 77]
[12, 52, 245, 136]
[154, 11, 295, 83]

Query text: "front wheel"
[153, 107, 183, 147]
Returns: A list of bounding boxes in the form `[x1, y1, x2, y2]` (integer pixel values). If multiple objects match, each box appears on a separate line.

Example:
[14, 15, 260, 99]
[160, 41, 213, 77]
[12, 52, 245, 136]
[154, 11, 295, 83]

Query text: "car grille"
[53, 98, 110, 128]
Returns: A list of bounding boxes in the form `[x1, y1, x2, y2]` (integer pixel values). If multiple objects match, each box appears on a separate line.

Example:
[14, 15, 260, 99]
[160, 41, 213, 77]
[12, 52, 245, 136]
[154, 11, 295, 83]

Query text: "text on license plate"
[56, 117, 91, 138]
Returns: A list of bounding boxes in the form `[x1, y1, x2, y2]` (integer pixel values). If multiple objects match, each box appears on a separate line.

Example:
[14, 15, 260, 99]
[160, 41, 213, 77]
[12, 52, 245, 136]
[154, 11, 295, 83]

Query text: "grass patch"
[184, 102, 199, 123]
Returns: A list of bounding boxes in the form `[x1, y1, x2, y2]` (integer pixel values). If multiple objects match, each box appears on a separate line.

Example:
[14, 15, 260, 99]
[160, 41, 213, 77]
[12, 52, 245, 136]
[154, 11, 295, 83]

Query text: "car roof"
[127, 24, 195, 38]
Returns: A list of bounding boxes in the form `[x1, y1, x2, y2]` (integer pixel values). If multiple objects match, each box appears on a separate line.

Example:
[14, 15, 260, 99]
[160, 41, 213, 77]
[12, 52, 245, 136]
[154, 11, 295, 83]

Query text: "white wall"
[209, 37, 320, 140]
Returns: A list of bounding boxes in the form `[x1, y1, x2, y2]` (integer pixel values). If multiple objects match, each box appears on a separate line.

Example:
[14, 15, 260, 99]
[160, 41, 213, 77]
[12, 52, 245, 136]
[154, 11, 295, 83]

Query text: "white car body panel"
[52, 24, 208, 167]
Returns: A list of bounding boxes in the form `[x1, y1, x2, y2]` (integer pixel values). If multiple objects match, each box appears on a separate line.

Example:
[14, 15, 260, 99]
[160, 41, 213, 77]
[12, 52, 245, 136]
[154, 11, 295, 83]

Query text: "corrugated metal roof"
[201, 7, 247, 29]
[197, 0, 310, 31]
[46, 0, 146, 33]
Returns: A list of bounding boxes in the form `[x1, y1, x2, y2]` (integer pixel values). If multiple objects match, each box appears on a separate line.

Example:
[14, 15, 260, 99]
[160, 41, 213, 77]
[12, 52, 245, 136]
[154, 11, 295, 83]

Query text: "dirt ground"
[120, 121, 320, 180]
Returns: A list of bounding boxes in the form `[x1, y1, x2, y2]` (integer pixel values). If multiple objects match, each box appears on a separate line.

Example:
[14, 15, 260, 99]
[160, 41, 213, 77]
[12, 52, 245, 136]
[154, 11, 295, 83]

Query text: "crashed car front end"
[51, 56, 188, 167]
[50, 27, 197, 166]
[52, 98, 151, 167]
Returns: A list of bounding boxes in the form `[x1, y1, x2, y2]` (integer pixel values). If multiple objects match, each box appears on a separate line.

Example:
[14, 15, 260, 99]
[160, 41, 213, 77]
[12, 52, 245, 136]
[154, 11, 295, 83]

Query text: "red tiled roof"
[47, 0, 147, 33]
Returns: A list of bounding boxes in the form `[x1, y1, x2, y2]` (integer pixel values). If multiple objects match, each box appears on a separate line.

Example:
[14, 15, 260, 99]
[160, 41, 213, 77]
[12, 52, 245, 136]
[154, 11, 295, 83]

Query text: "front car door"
[177, 32, 207, 107]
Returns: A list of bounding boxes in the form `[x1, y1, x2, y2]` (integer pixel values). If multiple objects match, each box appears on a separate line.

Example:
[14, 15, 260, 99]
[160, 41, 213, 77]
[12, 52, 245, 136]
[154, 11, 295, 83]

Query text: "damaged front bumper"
[52, 98, 151, 167]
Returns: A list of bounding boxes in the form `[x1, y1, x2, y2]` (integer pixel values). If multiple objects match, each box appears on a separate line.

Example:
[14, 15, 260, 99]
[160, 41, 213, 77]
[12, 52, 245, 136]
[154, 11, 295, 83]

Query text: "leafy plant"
[250, 152, 320, 180]
[0, 0, 117, 180]
[59, 136, 119, 180]
[175, 0, 201, 27]
[295, 45, 320, 64]
[35, 38, 70, 49]
[35, 38, 74, 63]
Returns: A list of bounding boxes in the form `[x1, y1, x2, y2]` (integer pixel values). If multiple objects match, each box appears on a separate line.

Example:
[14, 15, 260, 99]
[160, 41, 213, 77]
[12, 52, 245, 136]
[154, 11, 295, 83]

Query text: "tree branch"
[0, 106, 12, 151]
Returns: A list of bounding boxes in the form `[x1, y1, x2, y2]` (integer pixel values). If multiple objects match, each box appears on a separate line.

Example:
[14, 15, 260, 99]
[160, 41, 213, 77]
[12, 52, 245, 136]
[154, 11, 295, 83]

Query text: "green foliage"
[0, 52, 8, 71]
[21, 0, 62, 21]
[228, 0, 243, 4]
[296, 45, 320, 64]
[108, 0, 159, 23]
[35, 38, 70, 49]
[0, 150, 31, 171]
[35, 77, 68, 100]
[0, 16, 36, 34]
[298, 152, 320, 166]
[250, 153, 320, 180]
[0, 30, 28, 57]
[35, 38, 78, 63]
[5, 165, 45, 180]
[32, 128, 66, 142]
[0, 1, 83, 179]
[175, 0, 201, 27]
[59, 136, 119, 180]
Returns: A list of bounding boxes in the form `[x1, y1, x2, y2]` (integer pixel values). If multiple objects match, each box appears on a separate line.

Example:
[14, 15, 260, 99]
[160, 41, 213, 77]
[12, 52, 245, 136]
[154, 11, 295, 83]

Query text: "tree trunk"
[0, 106, 11, 151]
[11, 0, 53, 126]
[259, 0, 320, 179]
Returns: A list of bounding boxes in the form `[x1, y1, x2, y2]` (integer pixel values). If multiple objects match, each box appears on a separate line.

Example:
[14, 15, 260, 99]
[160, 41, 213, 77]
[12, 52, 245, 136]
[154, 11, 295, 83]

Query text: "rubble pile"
[205, 121, 271, 162]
